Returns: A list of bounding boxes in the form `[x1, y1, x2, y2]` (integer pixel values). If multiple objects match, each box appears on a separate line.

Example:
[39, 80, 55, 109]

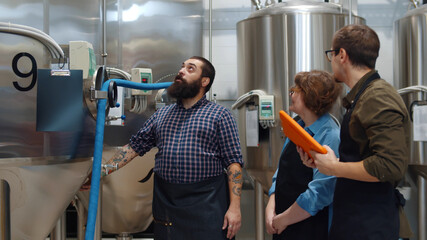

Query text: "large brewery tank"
[394, 4, 427, 239]
[236, 1, 364, 192]
[0, 32, 93, 239]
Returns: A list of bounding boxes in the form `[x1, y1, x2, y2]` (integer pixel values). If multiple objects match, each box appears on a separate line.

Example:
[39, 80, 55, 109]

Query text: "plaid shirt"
[129, 96, 243, 183]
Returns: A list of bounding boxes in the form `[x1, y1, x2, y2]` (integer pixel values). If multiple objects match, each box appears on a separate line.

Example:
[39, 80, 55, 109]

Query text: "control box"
[69, 41, 96, 79]
[258, 95, 275, 121]
[131, 68, 153, 95]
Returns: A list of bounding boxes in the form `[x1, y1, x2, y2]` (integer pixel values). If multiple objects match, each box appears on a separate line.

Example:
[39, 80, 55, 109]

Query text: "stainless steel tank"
[236, 1, 364, 192]
[0, 1, 103, 239]
[394, 5, 427, 239]
[394, 5, 427, 167]
[0, 25, 94, 240]
[0, 0, 203, 239]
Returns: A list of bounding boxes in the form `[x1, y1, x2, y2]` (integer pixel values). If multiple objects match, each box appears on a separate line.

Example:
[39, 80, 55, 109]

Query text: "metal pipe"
[348, 0, 353, 24]
[418, 176, 426, 240]
[251, 0, 262, 10]
[95, 183, 102, 240]
[418, 125, 426, 240]
[0, 180, 11, 240]
[101, 0, 107, 65]
[255, 181, 264, 240]
[116, 233, 132, 240]
[50, 212, 66, 240]
[75, 196, 86, 240]
[0, 23, 63, 58]
[208, 0, 213, 101]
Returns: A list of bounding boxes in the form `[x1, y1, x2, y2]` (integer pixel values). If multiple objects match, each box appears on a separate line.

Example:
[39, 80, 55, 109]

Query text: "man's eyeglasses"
[325, 49, 339, 62]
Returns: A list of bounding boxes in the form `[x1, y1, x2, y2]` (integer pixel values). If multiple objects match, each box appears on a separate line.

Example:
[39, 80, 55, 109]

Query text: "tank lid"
[247, 1, 350, 19]
[402, 4, 427, 18]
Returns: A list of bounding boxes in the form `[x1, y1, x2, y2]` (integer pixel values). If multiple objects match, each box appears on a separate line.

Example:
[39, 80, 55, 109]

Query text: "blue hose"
[85, 79, 172, 240]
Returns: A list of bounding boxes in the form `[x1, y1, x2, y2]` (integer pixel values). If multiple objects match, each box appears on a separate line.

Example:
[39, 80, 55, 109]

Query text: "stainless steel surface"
[76, 196, 85, 240]
[103, 0, 203, 146]
[255, 181, 264, 240]
[101, 0, 107, 65]
[236, 0, 364, 192]
[78, 148, 156, 234]
[0, 1, 100, 239]
[0, 1, 99, 159]
[418, 176, 426, 240]
[100, 0, 203, 233]
[50, 213, 66, 240]
[116, 233, 133, 240]
[1, 159, 92, 240]
[0, 180, 11, 240]
[394, 4, 427, 166]
[1, 0, 203, 238]
[208, 0, 213, 101]
[394, 5, 427, 239]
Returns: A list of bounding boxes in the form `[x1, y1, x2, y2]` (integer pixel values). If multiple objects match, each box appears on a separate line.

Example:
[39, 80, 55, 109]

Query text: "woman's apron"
[329, 72, 401, 240]
[273, 140, 329, 240]
[152, 173, 230, 240]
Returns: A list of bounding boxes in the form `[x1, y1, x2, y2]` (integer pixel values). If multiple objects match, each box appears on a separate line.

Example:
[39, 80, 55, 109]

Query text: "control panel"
[131, 68, 152, 95]
[69, 41, 96, 79]
[258, 95, 275, 121]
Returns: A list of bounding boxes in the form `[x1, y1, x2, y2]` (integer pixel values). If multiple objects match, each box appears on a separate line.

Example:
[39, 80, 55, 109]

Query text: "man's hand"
[223, 163, 243, 239]
[310, 145, 339, 176]
[222, 205, 241, 239]
[80, 172, 93, 191]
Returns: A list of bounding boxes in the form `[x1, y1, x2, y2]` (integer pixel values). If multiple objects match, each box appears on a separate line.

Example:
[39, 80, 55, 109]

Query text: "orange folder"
[279, 110, 327, 157]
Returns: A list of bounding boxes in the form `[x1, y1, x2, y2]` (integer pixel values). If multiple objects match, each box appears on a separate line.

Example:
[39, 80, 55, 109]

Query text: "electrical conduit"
[85, 79, 172, 240]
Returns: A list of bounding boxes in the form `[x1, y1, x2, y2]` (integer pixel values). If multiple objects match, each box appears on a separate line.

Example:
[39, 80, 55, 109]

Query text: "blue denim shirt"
[269, 113, 340, 227]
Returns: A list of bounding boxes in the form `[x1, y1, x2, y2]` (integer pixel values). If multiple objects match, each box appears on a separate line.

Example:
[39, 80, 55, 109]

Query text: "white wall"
[203, 0, 251, 101]
[358, 0, 411, 85]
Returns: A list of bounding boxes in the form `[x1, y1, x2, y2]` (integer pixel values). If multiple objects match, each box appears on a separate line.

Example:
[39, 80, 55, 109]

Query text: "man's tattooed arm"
[102, 144, 139, 176]
[227, 163, 243, 197]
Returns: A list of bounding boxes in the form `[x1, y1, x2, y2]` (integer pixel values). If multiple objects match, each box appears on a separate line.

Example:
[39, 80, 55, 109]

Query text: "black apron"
[274, 140, 329, 240]
[152, 173, 231, 240]
[329, 72, 400, 240]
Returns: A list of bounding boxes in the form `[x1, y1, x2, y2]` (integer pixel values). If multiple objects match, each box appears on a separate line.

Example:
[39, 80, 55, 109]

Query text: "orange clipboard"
[279, 110, 327, 157]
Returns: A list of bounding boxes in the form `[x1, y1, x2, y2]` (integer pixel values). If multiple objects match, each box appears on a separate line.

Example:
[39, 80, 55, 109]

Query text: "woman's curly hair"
[293, 70, 343, 116]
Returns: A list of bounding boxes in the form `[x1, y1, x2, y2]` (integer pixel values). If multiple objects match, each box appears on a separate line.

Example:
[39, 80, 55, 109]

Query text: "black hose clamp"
[108, 80, 118, 108]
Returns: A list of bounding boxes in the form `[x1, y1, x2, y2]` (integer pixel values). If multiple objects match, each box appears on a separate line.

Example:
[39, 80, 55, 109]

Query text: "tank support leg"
[0, 179, 11, 240]
[255, 181, 265, 240]
[50, 212, 66, 240]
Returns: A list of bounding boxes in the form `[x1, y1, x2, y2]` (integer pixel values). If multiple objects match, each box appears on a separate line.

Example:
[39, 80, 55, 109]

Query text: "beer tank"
[236, 1, 364, 191]
[394, 4, 427, 239]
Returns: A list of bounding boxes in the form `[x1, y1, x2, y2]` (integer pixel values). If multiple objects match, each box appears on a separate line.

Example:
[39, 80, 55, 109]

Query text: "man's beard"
[167, 75, 202, 100]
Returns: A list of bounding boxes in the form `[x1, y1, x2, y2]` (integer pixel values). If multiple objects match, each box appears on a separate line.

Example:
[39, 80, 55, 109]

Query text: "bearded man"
[99, 56, 244, 240]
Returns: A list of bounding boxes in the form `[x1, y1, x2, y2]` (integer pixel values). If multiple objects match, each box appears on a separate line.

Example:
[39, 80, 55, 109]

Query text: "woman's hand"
[297, 146, 316, 168]
[265, 195, 277, 235]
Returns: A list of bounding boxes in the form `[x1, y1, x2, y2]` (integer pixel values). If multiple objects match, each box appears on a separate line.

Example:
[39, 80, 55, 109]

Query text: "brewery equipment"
[236, 0, 364, 193]
[394, 4, 427, 239]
